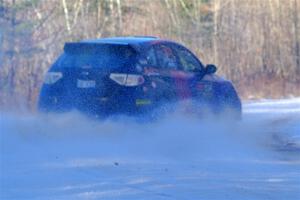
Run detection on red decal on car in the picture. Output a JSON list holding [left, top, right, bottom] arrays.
[[172, 71, 192, 99]]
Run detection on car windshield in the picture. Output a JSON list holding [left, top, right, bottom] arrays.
[[55, 44, 136, 69]]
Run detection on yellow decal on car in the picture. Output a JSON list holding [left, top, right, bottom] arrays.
[[136, 99, 152, 106]]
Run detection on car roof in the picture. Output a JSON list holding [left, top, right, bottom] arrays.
[[81, 36, 161, 46], [64, 36, 205, 68]]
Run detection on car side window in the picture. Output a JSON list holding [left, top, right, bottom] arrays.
[[173, 45, 202, 72], [144, 47, 157, 66], [155, 44, 178, 70], [137, 47, 157, 67]]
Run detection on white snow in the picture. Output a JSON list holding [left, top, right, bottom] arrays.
[[244, 98, 300, 114], [0, 98, 300, 200]]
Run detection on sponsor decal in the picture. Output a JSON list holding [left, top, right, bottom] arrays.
[[170, 70, 194, 79], [136, 99, 152, 106]]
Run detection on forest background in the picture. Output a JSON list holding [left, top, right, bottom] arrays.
[[0, 0, 299, 111]]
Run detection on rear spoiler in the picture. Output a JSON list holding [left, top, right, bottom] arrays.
[[64, 42, 138, 54]]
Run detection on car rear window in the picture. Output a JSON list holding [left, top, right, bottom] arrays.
[[54, 43, 136, 69]]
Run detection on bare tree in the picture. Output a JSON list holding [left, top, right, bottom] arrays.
[[1, 0, 300, 110]]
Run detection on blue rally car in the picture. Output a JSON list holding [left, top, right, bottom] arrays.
[[39, 36, 241, 118]]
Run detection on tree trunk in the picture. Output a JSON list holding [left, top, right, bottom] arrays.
[[294, 0, 300, 76], [8, 0, 16, 96], [61, 0, 71, 34], [213, 0, 220, 64]]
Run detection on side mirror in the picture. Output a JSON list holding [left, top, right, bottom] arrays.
[[205, 64, 217, 74]]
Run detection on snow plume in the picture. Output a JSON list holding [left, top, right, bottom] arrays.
[[1, 98, 300, 199], [0, 110, 279, 163]]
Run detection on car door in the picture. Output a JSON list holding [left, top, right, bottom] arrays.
[[170, 44, 205, 100], [172, 44, 220, 106], [138, 44, 179, 104]]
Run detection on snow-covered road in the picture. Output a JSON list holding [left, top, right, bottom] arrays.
[[1, 99, 300, 200]]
